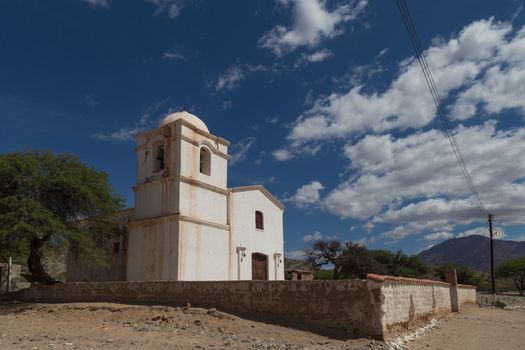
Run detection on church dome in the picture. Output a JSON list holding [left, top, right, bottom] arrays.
[[159, 111, 209, 132]]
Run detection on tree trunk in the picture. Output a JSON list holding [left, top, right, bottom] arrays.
[[27, 237, 55, 284], [333, 266, 342, 280]]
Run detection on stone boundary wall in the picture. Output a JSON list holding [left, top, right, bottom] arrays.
[[457, 284, 477, 306], [9, 275, 476, 340], [367, 274, 477, 336], [9, 280, 385, 339]]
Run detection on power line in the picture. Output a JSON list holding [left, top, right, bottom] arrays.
[[394, 0, 486, 215]]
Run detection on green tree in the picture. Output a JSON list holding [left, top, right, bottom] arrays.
[[313, 268, 334, 280], [435, 263, 479, 286], [496, 257, 525, 295], [370, 249, 428, 278], [305, 240, 385, 279], [0, 151, 123, 284], [305, 240, 344, 279]]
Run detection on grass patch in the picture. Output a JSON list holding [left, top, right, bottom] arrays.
[[495, 300, 507, 308]]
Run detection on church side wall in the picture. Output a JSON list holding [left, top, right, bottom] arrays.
[[177, 221, 231, 280], [230, 191, 284, 281], [126, 219, 179, 281]]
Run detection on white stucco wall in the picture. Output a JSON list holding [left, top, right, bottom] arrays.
[[230, 188, 284, 281], [458, 285, 477, 305], [126, 219, 179, 281], [179, 125, 228, 189], [178, 182, 228, 225], [380, 282, 451, 332], [177, 221, 232, 280], [134, 181, 179, 220]]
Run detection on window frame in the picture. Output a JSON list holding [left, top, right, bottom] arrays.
[[255, 210, 264, 230], [199, 146, 211, 176], [152, 141, 165, 173]]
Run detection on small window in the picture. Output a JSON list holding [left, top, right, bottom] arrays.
[[113, 242, 120, 255], [200, 147, 211, 175], [153, 143, 165, 173], [255, 211, 264, 230]]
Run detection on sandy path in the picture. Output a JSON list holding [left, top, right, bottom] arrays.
[[408, 306, 525, 350], [0, 301, 387, 350]]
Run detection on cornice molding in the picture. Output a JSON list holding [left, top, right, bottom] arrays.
[[231, 185, 285, 210], [127, 212, 229, 231], [180, 135, 230, 160], [134, 174, 229, 196]]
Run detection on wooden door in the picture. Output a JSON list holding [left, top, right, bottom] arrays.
[[251, 253, 268, 280]]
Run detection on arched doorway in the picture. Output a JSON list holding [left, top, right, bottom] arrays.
[[251, 253, 268, 280]]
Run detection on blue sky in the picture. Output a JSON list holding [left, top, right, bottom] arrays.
[[2, 0, 525, 257]]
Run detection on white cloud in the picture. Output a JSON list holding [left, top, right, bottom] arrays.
[[214, 64, 268, 92], [229, 137, 256, 166], [294, 49, 333, 67], [215, 66, 245, 92], [287, 181, 324, 208], [138, 100, 167, 125], [456, 226, 505, 239], [381, 220, 451, 241], [302, 231, 323, 242], [424, 231, 453, 241], [279, 18, 525, 242], [82, 0, 110, 8], [272, 148, 294, 161], [319, 121, 525, 238], [362, 221, 374, 230], [284, 18, 514, 147], [378, 48, 388, 57], [146, 0, 186, 19], [259, 0, 368, 56], [94, 100, 167, 141], [285, 250, 307, 259], [93, 126, 143, 141], [332, 59, 385, 89], [163, 51, 186, 61]]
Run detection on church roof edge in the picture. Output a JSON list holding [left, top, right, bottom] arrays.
[[230, 185, 285, 210]]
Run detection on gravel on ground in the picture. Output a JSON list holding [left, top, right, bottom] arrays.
[[0, 299, 389, 350]]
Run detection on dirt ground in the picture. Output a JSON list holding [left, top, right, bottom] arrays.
[[405, 293, 525, 350], [0, 299, 388, 350], [1, 293, 524, 350], [406, 306, 525, 349]]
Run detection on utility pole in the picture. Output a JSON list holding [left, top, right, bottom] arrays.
[[488, 214, 496, 295], [6, 256, 12, 293]]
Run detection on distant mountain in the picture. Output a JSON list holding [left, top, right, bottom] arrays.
[[417, 235, 525, 271]]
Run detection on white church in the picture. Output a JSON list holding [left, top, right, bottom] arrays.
[[67, 112, 285, 282]]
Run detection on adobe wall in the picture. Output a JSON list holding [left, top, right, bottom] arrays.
[[367, 274, 476, 338], [9, 275, 477, 340], [458, 284, 477, 306], [10, 280, 384, 339]]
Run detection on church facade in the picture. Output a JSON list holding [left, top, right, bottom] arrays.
[[67, 112, 285, 281]]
